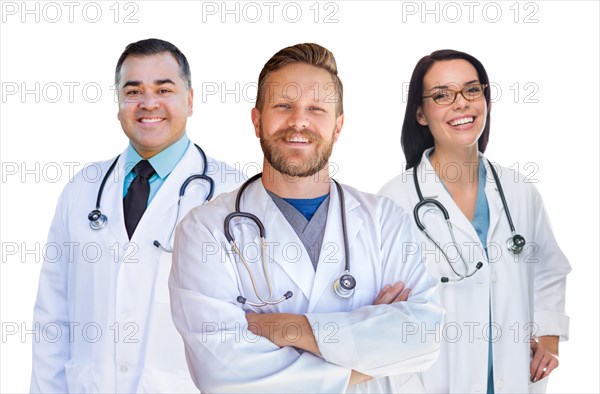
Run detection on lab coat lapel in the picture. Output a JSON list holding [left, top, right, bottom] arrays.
[[308, 182, 362, 312], [482, 156, 505, 246], [416, 152, 480, 243], [248, 182, 316, 301], [104, 151, 130, 245], [131, 144, 202, 243]]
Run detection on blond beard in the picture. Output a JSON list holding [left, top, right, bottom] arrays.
[[259, 125, 335, 178]]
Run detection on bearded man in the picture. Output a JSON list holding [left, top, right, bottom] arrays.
[[169, 43, 444, 393]]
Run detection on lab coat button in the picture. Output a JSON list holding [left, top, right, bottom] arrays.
[[496, 379, 504, 389], [120, 365, 129, 374], [490, 273, 497, 283], [120, 311, 128, 320]]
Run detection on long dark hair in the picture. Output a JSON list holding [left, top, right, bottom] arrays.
[[401, 50, 491, 169]]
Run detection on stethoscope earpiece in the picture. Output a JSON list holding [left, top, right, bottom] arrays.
[[333, 273, 356, 298], [88, 209, 107, 230], [440, 262, 483, 284]]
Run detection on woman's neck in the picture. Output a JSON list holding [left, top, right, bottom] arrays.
[[429, 145, 480, 187]]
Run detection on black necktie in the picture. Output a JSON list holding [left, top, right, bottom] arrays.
[[123, 160, 155, 239]]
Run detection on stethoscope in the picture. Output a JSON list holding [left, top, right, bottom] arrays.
[[224, 173, 356, 307], [413, 158, 526, 283], [88, 144, 215, 252]]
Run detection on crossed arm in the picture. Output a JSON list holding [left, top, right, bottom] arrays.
[[171, 202, 443, 392], [247, 283, 561, 386], [246, 282, 412, 386]]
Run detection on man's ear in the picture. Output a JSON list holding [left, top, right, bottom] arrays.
[[333, 114, 344, 142], [187, 88, 194, 116], [251, 107, 261, 138]]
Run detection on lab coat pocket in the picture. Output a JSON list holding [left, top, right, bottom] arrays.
[[154, 251, 173, 303], [64, 360, 91, 393], [528, 375, 549, 393], [527, 347, 550, 393]]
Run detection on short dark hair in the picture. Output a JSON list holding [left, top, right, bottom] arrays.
[[401, 49, 491, 170], [255, 43, 344, 116], [114, 38, 192, 89]]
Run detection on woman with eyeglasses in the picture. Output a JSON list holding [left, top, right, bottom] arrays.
[[379, 50, 571, 393]]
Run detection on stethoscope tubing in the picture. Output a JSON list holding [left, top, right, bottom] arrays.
[[88, 144, 214, 252], [226, 173, 354, 306], [412, 157, 524, 282], [94, 155, 121, 212]]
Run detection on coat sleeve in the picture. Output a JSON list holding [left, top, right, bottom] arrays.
[[30, 188, 71, 393], [528, 184, 571, 340], [169, 213, 351, 393], [305, 199, 444, 378]]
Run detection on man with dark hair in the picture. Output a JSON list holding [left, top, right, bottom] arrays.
[[115, 39, 192, 90], [30, 38, 244, 392], [170, 43, 443, 393]]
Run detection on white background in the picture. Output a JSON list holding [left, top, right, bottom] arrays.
[[1, 0, 598, 392]]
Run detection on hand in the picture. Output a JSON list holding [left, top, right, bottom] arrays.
[[530, 336, 559, 382], [245, 313, 320, 355], [348, 370, 372, 386], [374, 282, 411, 305], [245, 313, 289, 347]]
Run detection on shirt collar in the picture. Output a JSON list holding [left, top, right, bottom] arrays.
[[124, 133, 190, 179]]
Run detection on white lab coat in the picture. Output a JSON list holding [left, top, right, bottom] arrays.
[[30, 143, 245, 393], [378, 150, 571, 393], [169, 179, 445, 393]]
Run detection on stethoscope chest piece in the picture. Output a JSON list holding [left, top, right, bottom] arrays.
[[507, 233, 526, 254], [333, 272, 356, 298], [88, 209, 107, 230]]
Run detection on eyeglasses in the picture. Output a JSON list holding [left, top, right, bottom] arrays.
[[422, 83, 488, 106]]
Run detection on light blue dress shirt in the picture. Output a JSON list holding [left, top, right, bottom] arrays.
[[123, 134, 190, 204], [472, 161, 490, 251]]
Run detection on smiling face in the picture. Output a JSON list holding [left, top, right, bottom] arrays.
[[251, 62, 344, 178], [116, 52, 193, 158], [417, 59, 487, 154]]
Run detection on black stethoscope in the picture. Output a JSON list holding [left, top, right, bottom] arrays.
[[224, 173, 356, 307], [413, 158, 526, 283], [88, 144, 214, 252]]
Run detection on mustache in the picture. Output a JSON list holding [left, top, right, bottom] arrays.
[[134, 112, 167, 119], [266, 128, 322, 142]]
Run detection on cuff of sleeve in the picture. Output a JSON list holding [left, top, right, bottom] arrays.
[[299, 352, 352, 392], [535, 311, 570, 341], [305, 311, 361, 368]]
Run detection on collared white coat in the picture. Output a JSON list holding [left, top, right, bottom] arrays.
[[169, 179, 445, 393], [378, 150, 571, 394], [30, 143, 245, 393]]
